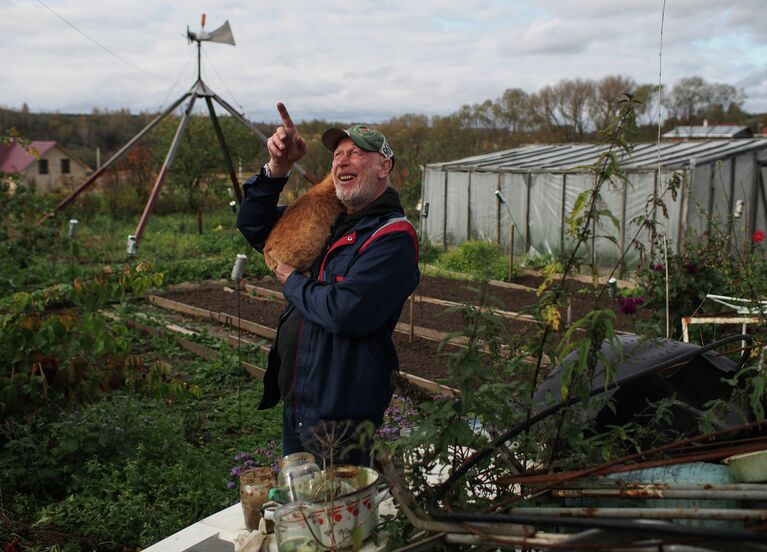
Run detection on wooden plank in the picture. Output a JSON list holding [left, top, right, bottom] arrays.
[[218, 313, 277, 340], [121, 316, 216, 361], [415, 294, 538, 323], [520, 267, 634, 289], [134, 307, 271, 352], [147, 295, 218, 321], [243, 283, 285, 301], [115, 314, 267, 380], [222, 333, 271, 354], [166, 323, 198, 336], [487, 278, 537, 292], [396, 322, 470, 347], [243, 361, 266, 380], [148, 294, 277, 340], [397, 371, 458, 398]]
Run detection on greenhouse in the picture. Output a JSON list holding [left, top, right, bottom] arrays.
[[420, 139, 767, 271]]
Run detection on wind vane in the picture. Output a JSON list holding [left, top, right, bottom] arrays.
[[187, 14, 235, 81], [187, 14, 235, 45]]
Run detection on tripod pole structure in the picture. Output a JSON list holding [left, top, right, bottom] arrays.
[[134, 93, 198, 245], [38, 92, 192, 224], [204, 95, 242, 203], [39, 16, 320, 252]]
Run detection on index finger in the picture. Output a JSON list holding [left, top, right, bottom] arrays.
[[276, 102, 295, 130]]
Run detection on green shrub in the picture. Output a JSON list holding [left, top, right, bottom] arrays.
[[417, 239, 442, 265], [1, 377, 281, 550], [633, 230, 767, 339], [436, 240, 511, 280]]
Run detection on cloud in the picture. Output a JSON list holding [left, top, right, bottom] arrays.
[[3, 0, 765, 121]]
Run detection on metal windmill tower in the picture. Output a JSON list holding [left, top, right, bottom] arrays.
[[40, 15, 317, 252]]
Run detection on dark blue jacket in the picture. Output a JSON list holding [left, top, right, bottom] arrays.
[[236, 171, 420, 429]]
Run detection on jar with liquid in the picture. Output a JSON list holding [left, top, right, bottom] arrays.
[[274, 502, 321, 552], [239, 467, 276, 531], [278, 452, 321, 502]]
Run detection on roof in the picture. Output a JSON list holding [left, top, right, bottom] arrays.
[[426, 139, 767, 173], [0, 140, 91, 174], [662, 125, 752, 139], [0, 141, 57, 173]]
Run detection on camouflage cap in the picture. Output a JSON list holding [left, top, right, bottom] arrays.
[[321, 124, 395, 162]]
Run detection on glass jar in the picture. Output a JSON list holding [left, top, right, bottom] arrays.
[[278, 452, 321, 502], [274, 502, 321, 552], [239, 467, 276, 531]]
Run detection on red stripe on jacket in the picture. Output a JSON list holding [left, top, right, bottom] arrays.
[[359, 220, 419, 262]]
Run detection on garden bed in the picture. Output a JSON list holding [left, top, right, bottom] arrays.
[[156, 272, 649, 388]]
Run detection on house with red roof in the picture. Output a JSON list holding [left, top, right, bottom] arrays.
[[0, 140, 91, 193]]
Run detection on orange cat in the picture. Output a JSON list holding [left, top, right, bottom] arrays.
[[263, 173, 343, 273]]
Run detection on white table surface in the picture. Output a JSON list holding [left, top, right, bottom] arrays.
[[142, 498, 395, 552]]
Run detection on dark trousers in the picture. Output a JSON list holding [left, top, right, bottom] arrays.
[[281, 403, 372, 467]]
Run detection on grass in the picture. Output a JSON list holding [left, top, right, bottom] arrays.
[[5, 208, 270, 294]]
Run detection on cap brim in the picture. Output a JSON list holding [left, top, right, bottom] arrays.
[[321, 128, 349, 152]]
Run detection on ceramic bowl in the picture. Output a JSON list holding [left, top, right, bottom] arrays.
[[723, 450, 767, 482]]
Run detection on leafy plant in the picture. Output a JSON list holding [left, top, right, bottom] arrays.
[[0, 264, 167, 415], [436, 240, 512, 280]]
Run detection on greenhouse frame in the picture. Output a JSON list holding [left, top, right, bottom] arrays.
[[419, 139, 767, 272]]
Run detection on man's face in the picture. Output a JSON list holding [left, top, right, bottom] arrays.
[[331, 138, 391, 212]]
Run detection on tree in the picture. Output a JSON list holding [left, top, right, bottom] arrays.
[[632, 83, 663, 127], [493, 88, 530, 134], [589, 75, 638, 132], [379, 114, 431, 210], [663, 76, 745, 124], [529, 78, 595, 141], [149, 114, 261, 221], [557, 78, 595, 140]]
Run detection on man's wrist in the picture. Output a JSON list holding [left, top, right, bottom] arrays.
[[265, 161, 292, 179]]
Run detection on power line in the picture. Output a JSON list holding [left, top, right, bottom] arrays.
[[36, 0, 170, 81], [156, 50, 195, 113], [202, 48, 245, 114]]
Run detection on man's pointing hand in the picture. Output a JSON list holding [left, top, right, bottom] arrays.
[[266, 102, 307, 177]]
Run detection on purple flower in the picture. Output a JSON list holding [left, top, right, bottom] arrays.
[[651, 263, 663, 272], [227, 481, 236, 489], [618, 296, 645, 315]]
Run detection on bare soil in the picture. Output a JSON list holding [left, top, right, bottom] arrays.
[[157, 272, 649, 389]]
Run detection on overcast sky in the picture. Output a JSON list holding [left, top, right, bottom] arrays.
[[3, 0, 766, 124]]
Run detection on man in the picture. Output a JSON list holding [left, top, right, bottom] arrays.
[[237, 103, 420, 465]]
